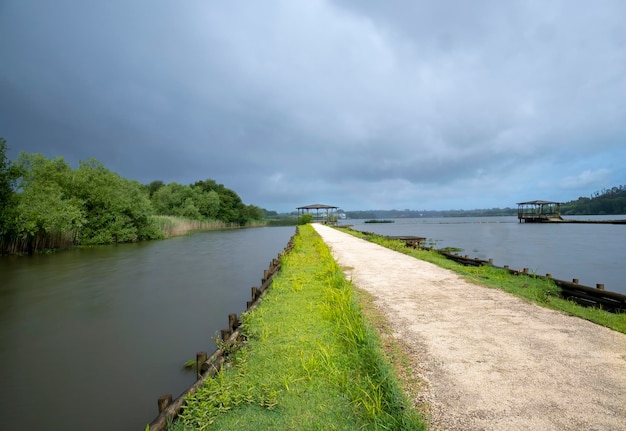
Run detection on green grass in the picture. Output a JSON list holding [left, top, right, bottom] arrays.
[[168, 225, 426, 431], [338, 227, 626, 334]]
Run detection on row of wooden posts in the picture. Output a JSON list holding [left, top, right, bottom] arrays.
[[147, 230, 298, 431], [392, 237, 626, 313]]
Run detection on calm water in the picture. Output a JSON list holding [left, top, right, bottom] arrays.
[[342, 216, 626, 295], [0, 226, 295, 431]]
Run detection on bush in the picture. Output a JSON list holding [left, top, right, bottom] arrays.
[[298, 213, 314, 224]]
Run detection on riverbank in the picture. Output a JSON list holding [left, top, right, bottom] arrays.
[[167, 224, 425, 430]]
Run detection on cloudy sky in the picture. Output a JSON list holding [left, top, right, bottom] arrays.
[[2, 0, 625, 213]]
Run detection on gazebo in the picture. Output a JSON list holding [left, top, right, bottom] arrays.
[[296, 204, 339, 224], [516, 200, 563, 222]]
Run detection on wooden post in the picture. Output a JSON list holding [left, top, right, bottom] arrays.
[[251, 287, 259, 300], [573, 278, 579, 284], [523, 268, 528, 274], [596, 283, 605, 290], [158, 394, 172, 413], [221, 328, 232, 341], [196, 352, 207, 380], [488, 258, 493, 265], [228, 313, 238, 330]]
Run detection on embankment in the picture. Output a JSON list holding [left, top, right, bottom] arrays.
[[147, 225, 425, 430]]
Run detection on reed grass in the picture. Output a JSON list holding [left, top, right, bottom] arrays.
[[0, 229, 79, 255], [168, 224, 425, 431], [152, 216, 278, 238], [151, 216, 239, 237]]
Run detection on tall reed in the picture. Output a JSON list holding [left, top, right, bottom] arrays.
[[0, 229, 79, 254], [151, 216, 235, 237]]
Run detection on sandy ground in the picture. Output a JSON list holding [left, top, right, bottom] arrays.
[[312, 224, 626, 431]]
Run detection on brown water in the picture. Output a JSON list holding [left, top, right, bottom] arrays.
[[0, 226, 295, 431]]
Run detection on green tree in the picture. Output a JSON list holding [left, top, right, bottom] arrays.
[[146, 180, 165, 197], [12, 153, 84, 251], [179, 197, 202, 219], [150, 182, 222, 220], [561, 185, 626, 215], [192, 187, 220, 219], [298, 213, 314, 224], [193, 179, 249, 224], [246, 204, 265, 221], [0, 138, 21, 242], [151, 183, 198, 217], [151, 182, 185, 215], [70, 159, 161, 244], [0, 138, 14, 212]]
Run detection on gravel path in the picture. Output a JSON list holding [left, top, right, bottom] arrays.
[[312, 224, 626, 431]]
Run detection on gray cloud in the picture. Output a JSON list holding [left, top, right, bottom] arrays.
[[1, 0, 625, 212]]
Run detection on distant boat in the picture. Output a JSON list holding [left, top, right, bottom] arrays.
[[364, 219, 395, 223]]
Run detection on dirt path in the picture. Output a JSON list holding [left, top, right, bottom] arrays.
[[312, 224, 626, 431]]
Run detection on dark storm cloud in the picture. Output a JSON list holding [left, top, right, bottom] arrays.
[[1, 0, 626, 212]]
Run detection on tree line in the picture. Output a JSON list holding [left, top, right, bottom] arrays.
[[561, 186, 626, 215], [0, 139, 266, 254]]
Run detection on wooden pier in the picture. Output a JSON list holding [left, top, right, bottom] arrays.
[[517, 200, 563, 223], [517, 200, 626, 224]]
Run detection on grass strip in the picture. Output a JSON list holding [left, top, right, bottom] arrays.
[[338, 227, 626, 334], [169, 224, 426, 431]]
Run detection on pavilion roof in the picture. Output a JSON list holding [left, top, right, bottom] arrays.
[[296, 203, 338, 210], [516, 200, 561, 205]]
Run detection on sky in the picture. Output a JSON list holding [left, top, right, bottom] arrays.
[[1, 0, 625, 213]]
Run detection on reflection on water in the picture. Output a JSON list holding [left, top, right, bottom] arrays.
[[344, 216, 626, 295], [0, 226, 295, 431]]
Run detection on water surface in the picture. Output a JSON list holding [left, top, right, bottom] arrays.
[[0, 226, 294, 431]]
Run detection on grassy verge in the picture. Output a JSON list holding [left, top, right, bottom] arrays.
[[169, 224, 426, 431], [337, 227, 626, 334]]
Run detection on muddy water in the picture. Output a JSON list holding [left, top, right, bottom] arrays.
[[0, 226, 294, 431]]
